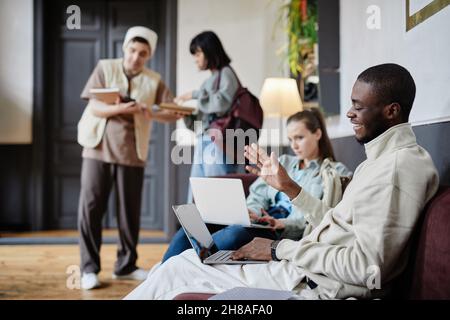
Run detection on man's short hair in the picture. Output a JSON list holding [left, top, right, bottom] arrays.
[[357, 63, 416, 121]]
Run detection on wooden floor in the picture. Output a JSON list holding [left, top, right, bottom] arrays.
[[0, 232, 168, 300], [0, 229, 165, 238]]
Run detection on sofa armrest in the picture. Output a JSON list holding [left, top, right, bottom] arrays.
[[408, 186, 450, 299]]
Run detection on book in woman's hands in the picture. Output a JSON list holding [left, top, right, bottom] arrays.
[[89, 88, 121, 104], [159, 102, 196, 115]]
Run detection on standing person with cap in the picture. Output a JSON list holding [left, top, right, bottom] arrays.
[[77, 26, 182, 290]]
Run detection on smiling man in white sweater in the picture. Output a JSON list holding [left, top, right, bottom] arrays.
[[125, 63, 439, 300]]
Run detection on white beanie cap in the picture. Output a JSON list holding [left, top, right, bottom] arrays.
[[122, 26, 158, 58]]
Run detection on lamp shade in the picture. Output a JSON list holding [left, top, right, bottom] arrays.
[[259, 78, 303, 117]]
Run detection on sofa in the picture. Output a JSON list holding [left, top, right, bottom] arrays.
[[175, 174, 450, 300], [394, 186, 450, 299]]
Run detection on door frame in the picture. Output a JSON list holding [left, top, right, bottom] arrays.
[[32, 0, 179, 238]]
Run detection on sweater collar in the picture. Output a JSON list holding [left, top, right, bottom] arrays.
[[364, 123, 417, 161]]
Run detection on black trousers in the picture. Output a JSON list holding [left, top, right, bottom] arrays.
[[78, 158, 144, 275]]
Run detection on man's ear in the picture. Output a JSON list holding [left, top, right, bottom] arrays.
[[384, 103, 401, 120]]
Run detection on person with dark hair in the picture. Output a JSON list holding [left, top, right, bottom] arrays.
[[77, 26, 183, 290], [159, 108, 351, 263], [125, 63, 438, 300], [175, 31, 244, 202]]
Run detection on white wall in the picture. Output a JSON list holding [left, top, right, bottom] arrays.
[[176, 0, 288, 145], [0, 0, 33, 144], [332, 0, 450, 138]]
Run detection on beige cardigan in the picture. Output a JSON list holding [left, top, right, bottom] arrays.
[[277, 123, 439, 299], [77, 59, 160, 161]]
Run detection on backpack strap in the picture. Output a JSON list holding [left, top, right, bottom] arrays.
[[227, 66, 242, 88], [214, 65, 242, 91]]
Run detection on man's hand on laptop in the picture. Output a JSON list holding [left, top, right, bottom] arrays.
[[231, 237, 272, 261], [244, 144, 302, 200]]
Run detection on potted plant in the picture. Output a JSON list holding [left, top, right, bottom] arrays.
[[276, 0, 318, 102]]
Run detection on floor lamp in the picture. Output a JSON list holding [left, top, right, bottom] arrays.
[[259, 78, 303, 149]]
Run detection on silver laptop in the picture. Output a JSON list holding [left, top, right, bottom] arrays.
[[172, 204, 267, 265], [190, 177, 271, 229]]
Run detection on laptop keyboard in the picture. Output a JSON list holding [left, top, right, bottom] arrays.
[[208, 250, 234, 262]]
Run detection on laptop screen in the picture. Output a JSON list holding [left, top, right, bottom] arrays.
[[172, 204, 219, 260], [189, 177, 251, 226]]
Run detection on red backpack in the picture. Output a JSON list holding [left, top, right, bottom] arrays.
[[209, 67, 264, 162]]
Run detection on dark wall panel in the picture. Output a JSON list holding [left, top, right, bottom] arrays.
[[331, 136, 365, 172], [0, 0, 177, 232], [0, 146, 32, 230], [413, 122, 450, 185], [318, 0, 340, 115]]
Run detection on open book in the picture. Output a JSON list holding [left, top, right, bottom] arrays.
[[89, 88, 120, 104], [159, 102, 195, 115]]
